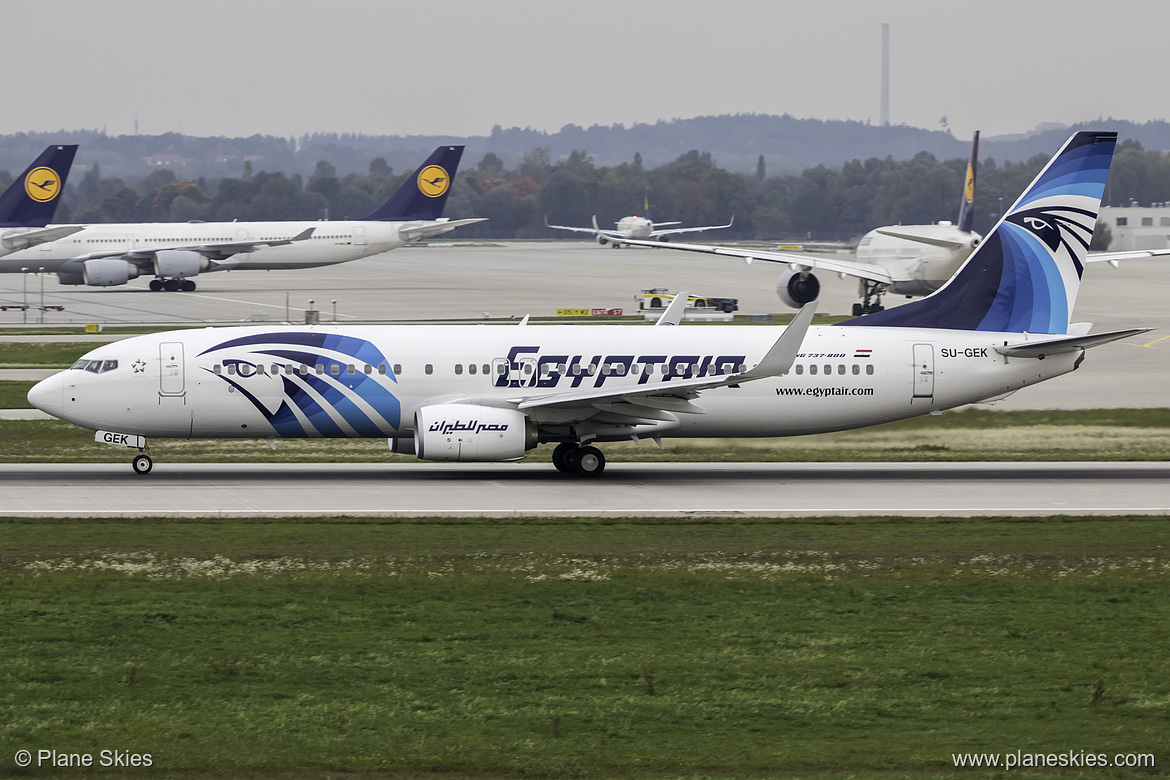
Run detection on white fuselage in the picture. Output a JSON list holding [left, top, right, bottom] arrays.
[[613, 216, 655, 238], [856, 223, 981, 295], [0, 219, 413, 275], [33, 323, 1079, 443]]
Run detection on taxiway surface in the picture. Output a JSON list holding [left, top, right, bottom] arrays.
[[2, 462, 1168, 518]]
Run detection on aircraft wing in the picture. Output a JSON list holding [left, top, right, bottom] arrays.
[[508, 303, 816, 425], [0, 224, 85, 251], [1085, 247, 1170, 267], [398, 217, 488, 242], [648, 216, 734, 238], [73, 227, 316, 264], [618, 237, 895, 285], [544, 216, 610, 237]]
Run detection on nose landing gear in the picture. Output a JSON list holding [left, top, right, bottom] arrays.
[[132, 451, 153, 474]]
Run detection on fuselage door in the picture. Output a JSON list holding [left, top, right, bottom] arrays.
[[159, 342, 185, 397], [912, 343, 934, 399], [353, 225, 367, 246]]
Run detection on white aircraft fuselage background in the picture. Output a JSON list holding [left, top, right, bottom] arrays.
[[855, 222, 981, 296], [0, 219, 417, 275], [34, 323, 1078, 442]]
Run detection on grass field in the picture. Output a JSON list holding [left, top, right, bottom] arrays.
[[2, 515, 1167, 778]]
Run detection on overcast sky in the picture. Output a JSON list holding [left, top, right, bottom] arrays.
[[10, 0, 1164, 141]]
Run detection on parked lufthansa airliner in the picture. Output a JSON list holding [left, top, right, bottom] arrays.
[[0, 146, 482, 292], [29, 133, 1145, 477]]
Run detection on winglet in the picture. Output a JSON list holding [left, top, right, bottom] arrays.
[[0, 144, 78, 228], [359, 145, 466, 222], [736, 302, 817, 381], [655, 291, 689, 326]]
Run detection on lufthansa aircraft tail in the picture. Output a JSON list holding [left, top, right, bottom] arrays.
[[842, 131, 1116, 335], [956, 130, 979, 234], [359, 145, 466, 222], [0, 144, 78, 227]]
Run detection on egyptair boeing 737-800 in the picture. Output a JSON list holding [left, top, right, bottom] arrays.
[[0, 145, 482, 292], [30, 132, 1146, 477]]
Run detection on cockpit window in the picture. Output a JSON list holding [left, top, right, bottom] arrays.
[[69, 359, 118, 373]]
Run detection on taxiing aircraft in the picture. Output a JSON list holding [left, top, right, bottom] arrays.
[[0, 144, 80, 252], [30, 132, 1145, 478], [0, 146, 482, 292], [545, 213, 733, 247], [619, 132, 1170, 314]]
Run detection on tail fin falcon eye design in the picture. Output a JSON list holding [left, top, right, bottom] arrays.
[[841, 131, 1116, 335]]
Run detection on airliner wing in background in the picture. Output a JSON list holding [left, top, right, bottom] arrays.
[[1085, 247, 1170, 267], [648, 216, 735, 239], [617, 236, 895, 285], [543, 216, 619, 239]]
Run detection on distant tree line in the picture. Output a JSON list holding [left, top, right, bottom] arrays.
[[9, 139, 1167, 245]]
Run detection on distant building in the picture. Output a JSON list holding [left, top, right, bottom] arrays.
[[1099, 204, 1170, 250]]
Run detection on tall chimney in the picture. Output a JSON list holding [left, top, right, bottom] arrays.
[[880, 23, 890, 126]]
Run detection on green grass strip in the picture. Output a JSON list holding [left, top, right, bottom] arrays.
[[2, 515, 1166, 778]]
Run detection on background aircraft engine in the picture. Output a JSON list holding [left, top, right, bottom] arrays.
[[80, 258, 138, 287], [777, 268, 821, 309], [596, 234, 610, 246], [414, 404, 537, 462], [153, 250, 204, 278]]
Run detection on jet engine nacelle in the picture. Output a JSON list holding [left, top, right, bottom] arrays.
[[596, 234, 610, 246], [154, 249, 204, 278], [414, 404, 537, 462], [81, 258, 139, 287], [776, 267, 821, 309]]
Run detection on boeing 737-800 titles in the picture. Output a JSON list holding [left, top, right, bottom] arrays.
[[0, 146, 482, 292], [30, 132, 1145, 477]]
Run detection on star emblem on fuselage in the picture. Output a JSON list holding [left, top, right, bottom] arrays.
[[132, 359, 146, 373]]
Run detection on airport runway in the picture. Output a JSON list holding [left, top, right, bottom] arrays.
[[1, 462, 1167, 518], [1, 242, 1165, 410]]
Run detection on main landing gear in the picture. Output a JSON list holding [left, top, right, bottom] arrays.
[[852, 280, 887, 317], [552, 442, 606, 477], [149, 278, 197, 292]]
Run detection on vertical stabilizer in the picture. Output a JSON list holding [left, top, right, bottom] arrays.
[[359, 145, 465, 221], [0, 145, 78, 227], [956, 130, 979, 234], [841, 131, 1116, 335]]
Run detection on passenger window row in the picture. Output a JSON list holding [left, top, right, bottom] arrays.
[[794, 363, 875, 376]]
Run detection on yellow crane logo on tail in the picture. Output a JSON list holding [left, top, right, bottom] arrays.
[[417, 165, 450, 198], [25, 167, 62, 202]]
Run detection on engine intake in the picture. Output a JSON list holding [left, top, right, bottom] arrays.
[[81, 258, 138, 287], [777, 268, 820, 309], [414, 404, 537, 462], [154, 249, 204, 278]]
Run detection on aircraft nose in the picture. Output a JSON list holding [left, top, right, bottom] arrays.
[[27, 372, 64, 419]]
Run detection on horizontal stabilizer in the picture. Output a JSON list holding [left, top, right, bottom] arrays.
[[1, 224, 84, 251], [875, 227, 970, 250], [399, 217, 488, 242], [995, 328, 1152, 358]]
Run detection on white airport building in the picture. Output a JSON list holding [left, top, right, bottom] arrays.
[[1099, 204, 1170, 250]]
